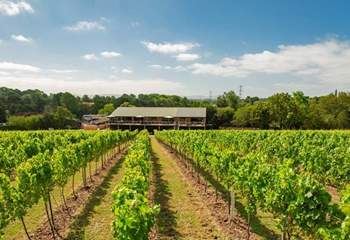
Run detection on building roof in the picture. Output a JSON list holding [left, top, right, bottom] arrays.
[[109, 107, 206, 118], [82, 114, 108, 124]]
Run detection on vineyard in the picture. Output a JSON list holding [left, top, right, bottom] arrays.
[[155, 130, 350, 240], [0, 130, 134, 239], [0, 129, 349, 239]]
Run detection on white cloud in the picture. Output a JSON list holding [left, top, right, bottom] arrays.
[[82, 52, 121, 60], [0, 73, 184, 95], [100, 51, 121, 59], [0, 61, 184, 95], [149, 64, 162, 69], [64, 21, 105, 32], [100, 17, 109, 23], [121, 68, 133, 74], [142, 41, 199, 54], [170, 66, 187, 72], [189, 40, 350, 84], [131, 21, 140, 27], [0, 71, 10, 76], [175, 53, 200, 61], [149, 64, 187, 72], [0, 61, 40, 72], [82, 54, 98, 61], [11, 34, 32, 43], [48, 69, 78, 74], [0, 0, 33, 16]]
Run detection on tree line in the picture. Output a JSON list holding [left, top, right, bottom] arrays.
[[0, 86, 349, 130]]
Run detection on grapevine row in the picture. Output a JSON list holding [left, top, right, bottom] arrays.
[[155, 130, 347, 239], [0, 130, 96, 177], [111, 130, 158, 240], [0, 130, 133, 239], [158, 130, 350, 187]]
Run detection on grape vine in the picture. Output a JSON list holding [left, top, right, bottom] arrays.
[[112, 130, 158, 240]]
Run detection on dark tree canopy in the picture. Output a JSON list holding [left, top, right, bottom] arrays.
[[0, 105, 7, 123], [1, 86, 350, 130]]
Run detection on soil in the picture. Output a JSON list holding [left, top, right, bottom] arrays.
[[327, 185, 340, 203]]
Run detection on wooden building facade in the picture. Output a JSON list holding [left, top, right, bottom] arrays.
[[108, 107, 206, 130]]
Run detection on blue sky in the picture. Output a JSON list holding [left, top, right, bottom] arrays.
[[0, 0, 350, 97]]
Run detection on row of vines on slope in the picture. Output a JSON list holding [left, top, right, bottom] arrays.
[[112, 130, 158, 240], [155, 130, 349, 240], [199, 130, 350, 187], [0, 130, 135, 239], [0, 130, 95, 177]]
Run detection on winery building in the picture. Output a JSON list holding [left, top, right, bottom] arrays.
[[108, 107, 206, 130]]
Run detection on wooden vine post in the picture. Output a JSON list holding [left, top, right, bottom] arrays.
[[229, 187, 236, 220]]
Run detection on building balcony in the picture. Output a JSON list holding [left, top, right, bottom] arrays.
[[108, 120, 205, 127]]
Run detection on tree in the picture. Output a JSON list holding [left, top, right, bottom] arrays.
[[292, 91, 309, 128], [254, 102, 270, 129], [233, 104, 253, 127], [203, 104, 217, 128], [98, 103, 115, 115], [305, 92, 350, 129], [0, 87, 48, 114], [216, 107, 235, 127], [20, 89, 49, 113], [59, 92, 81, 116], [233, 101, 270, 129], [268, 93, 303, 129], [7, 115, 44, 130], [304, 98, 325, 129], [43, 106, 74, 129], [0, 106, 7, 123], [216, 91, 240, 109], [115, 94, 137, 107], [82, 94, 91, 102], [3, 85, 350, 130], [244, 96, 260, 104], [51, 106, 75, 129], [119, 102, 136, 107]]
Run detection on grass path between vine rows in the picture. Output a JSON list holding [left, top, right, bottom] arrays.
[[150, 136, 228, 240], [64, 156, 126, 240]]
